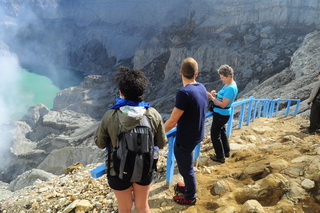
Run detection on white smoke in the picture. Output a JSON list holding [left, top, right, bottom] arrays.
[[0, 4, 40, 174], [0, 44, 22, 170], [0, 53, 22, 120]]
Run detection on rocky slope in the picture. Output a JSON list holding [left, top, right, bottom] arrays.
[[1, 2, 320, 211], [1, 17, 320, 194], [1, 116, 319, 213]]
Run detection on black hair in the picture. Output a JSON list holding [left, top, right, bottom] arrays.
[[115, 66, 147, 102]]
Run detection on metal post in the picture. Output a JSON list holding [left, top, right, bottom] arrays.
[[227, 107, 235, 136], [258, 100, 263, 117], [246, 96, 253, 125], [285, 100, 291, 116], [166, 135, 176, 185], [253, 100, 258, 121], [238, 103, 246, 128], [294, 100, 300, 116], [275, 99, 280, 116]]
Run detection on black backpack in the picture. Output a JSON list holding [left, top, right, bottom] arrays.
[[111, 115, 155, 182]]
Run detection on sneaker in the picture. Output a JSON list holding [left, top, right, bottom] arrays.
[[210, 155, 225, 163], [173, 195, 196, 205], [174, 182, 185, 194]]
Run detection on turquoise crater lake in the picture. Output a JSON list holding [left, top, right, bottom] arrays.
[[14, 69, 60, 120], [21, 69, 60, 105], [9, 68, 83, 120]]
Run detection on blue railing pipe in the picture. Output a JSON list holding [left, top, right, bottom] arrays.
[[164, 97, 300, 185], [90, 97, 301, 185], [165, 127, 176, 185]]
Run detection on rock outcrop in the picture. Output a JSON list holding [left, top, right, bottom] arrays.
[[241, 30, 320, 117], [0, 104, 104, 183], [1, 116, 319, 212], [53, 75, 116, 120], [7, 169, 56, 191]]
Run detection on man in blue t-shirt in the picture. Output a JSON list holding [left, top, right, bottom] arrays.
[[164, 57, 207, 205]]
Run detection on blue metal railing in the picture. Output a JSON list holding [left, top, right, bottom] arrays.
[[164, 97, 300, 184], [90, 97, 300, 183]]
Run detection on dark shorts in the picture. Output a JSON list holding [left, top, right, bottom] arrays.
[[107, 173, 153, 191]]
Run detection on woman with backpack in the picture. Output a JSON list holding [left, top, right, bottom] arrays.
[[94, 67, 167, 213]]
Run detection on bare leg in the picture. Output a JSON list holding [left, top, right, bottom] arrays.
[[113, 187, 134, 213], [132, 183, 151, 213]]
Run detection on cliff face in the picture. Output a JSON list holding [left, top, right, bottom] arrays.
[[3, 0, 318, 117], [2, 0, 320, 76], [241, 30, 320, 117]]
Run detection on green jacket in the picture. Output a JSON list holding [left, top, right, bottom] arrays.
[[307, 81, 320, 104], [94, 106, 167, 150]]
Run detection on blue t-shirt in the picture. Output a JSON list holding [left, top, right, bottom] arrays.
[[175, 83, 207, 149], [214, 82, 238, 116]]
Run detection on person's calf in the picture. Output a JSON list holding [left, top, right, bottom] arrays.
[[133, 202, 150, 213]]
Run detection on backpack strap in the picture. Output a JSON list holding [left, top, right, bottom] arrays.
[[140, 115, 155, 176], [139, 115, 152, 129], [213, 105, 230, 110], [107, 146, 111, 176]]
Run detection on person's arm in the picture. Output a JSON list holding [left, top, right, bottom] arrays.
[[151, 108, 168, 149], [164, 107, 184, 132], [213, 97, 231, 108], [207, 91, 231, 108], [94, 113, 111, 149]]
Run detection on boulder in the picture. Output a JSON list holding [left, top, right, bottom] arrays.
[[7, 169, 56, 191], [241, 200, 265, 213], [37, 147, 104, 175]]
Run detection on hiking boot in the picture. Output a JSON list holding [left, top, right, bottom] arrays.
[[173, 195, 196, 205], [225, 153, 230, 158], [174, 182, 185, 194], [210, 155, 225, 163]]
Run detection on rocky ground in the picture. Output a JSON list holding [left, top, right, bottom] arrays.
[[1, 115, 319, 213]]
